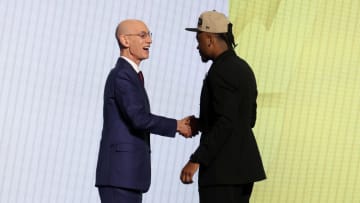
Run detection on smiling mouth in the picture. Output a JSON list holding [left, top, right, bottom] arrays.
[[143, 46, 150, 51]]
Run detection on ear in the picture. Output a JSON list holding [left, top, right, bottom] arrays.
[[207, 34, 214, 47], [119, 35, 130, 48]]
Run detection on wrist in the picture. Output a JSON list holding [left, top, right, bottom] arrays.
[[176, 120, 180, 131]]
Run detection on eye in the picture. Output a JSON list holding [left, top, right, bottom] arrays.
[[139, 32, 146, 38], [124, 32, 152, 39], [139, 32, 152, 39]]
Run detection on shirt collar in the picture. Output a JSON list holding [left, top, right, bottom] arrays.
[[120, 56, 141, 73]]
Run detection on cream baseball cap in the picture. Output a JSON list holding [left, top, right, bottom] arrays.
[[185, 10, 230, 33]]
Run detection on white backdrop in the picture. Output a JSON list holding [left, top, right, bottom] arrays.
[[0, 0, 228, 202]]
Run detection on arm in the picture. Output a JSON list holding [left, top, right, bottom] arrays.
[[114, 70, 177, 136], [180, 79, 236, 184], [190, 71, 241, 166]]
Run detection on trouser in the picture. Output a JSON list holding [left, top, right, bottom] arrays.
[[199, 183, 254, 203], [98, 186, 142, 203]]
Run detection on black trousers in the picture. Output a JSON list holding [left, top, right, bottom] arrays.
[[199, 183, 254, 203]]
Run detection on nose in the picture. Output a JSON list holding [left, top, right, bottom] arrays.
[[147, 35, 152, 44]]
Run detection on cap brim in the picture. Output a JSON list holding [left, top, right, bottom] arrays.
[[185, 28, 199, 32]]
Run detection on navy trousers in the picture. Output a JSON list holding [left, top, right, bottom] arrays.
[[98, 186, 142, 203]]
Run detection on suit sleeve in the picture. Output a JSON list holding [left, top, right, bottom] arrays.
[[190, 71, 241, 166], [114, 70, 177, 137]]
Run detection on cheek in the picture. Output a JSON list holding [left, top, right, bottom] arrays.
[[198, 42, 207, 52], [131, 43, 143, 54]]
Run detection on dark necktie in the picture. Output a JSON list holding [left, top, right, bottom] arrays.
[[138, 71, 144, 86]]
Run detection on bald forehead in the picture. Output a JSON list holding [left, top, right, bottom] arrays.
[[116, 19, 149, 35]]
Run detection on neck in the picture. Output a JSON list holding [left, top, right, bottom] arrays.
[[212, 46, 229, 60], [120, 50, 141, 66]]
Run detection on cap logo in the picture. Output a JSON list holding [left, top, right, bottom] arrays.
[[198, 18, 202, 27]]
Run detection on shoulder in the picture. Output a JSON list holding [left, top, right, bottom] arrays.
[[209, 52, 256, 88], [225, 53, 255, 78], [223, 52, 250, 70], [115, 58, 133, 72], [211, 53, 249, 76], [105, 59, 137, 89], [110, 58, 136, 77]]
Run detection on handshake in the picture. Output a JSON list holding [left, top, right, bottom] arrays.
[[176, 116, 199, 138]]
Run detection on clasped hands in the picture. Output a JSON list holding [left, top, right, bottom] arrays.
[[177, 115, 199, 138]]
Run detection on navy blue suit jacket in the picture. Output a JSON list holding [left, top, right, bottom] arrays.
[[95, 58, 177, 192]]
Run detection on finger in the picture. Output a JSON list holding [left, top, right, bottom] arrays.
[[181, 172, 189, 183], [181, 170, 186, 181], [181, 171, 188, 183], [182, 171, 191, 183], [185, 174, 193, 184], [180, 173, 184, 183], [185, 129, 191, 138]]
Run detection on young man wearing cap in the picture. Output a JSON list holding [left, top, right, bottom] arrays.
[[180, 11, 266, 203]]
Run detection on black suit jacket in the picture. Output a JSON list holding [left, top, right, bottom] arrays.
[[191, 50, 266, 186]]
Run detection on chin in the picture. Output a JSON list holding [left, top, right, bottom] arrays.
[[199, 52, 209, 63], [201, 56, 210, 63]]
